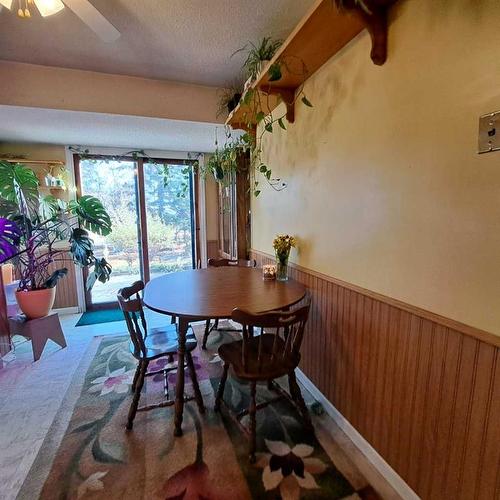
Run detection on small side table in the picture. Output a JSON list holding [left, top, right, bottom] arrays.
[[9, 313, 67, 362]]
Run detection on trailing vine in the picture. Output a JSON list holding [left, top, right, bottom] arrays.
[[69, 146, 192, 197], [236, 54, 313, 196]]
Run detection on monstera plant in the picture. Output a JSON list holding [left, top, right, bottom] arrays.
[[0, 161, 112, 318]]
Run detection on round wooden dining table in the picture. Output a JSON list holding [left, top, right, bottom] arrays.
[[143, 266, 306, 436]]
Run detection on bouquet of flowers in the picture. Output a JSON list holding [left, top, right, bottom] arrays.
[[273, 234, 296, 281], [273, 234, 297, 262]]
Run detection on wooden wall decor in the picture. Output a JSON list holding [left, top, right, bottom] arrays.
[[250, 249, 499, 500]]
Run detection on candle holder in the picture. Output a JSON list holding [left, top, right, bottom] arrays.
[[262, 264, 277, 281]]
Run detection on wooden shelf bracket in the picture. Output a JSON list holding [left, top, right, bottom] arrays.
[[261, 87, 296, 124], [344, 0, 397, 66]]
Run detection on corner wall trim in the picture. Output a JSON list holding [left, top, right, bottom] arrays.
[[296, 368, 420, 500]]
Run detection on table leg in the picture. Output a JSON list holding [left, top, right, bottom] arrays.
[[174, 316, 188, 436]]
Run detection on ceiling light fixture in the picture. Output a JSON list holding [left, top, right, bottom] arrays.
[[1, 0, 64, 18], [1, 0, 120, 42]]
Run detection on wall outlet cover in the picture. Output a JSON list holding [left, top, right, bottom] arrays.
[[478, 111, 500, 154]]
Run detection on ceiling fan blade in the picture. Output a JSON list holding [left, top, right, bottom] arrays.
[[62, 0, 120, 42], [0, 0, 13, 9], [34, 0, 65, 17]]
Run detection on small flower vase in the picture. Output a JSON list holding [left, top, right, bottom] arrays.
[[276, 252, 289, 281]]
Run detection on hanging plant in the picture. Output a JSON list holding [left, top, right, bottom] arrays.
[[190, 129, 248, 187], [234, 53, 313, 197]]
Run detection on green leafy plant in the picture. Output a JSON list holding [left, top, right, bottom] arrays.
[[232, 37, 283, 81], [236, 55, 313, 196], [192, 130, 248, 186], [216, 85, 243, 118], [0, 161, 113, 291]]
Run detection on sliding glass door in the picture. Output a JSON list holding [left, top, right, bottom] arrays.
[[143, 162, 195, 280], [75, 156, 195, 310]]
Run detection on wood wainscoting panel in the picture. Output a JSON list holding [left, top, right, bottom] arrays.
[[207, 239, 219, 260], [49, 251, 79, 309], [250, 249, 499, 500]]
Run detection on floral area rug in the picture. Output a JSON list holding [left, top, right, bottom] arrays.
[[17, 324, 378, 500]]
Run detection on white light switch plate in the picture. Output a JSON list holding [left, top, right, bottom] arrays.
[[478, 111, 500, 154]]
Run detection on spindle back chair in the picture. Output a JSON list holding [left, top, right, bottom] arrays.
[[214, 301, 313, 462], [117, 281, 204, 430]]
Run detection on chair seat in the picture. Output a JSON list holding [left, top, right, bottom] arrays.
[[218, 334, 299, 381], [129, 324, 197, 361]]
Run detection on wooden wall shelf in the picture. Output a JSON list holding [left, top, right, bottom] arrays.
[[0, 158, 65, 166], [226, 0, 396, 131]]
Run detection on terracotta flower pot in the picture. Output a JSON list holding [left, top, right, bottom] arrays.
[[15, 287, 56, 319]]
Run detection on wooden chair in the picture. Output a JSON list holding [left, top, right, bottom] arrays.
[[117, 281, 204, 430], [214, 302, 313, 462], [202, 257, 257, 350]]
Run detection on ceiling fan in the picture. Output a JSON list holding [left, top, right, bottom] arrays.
[[0, 0, 120, 42]]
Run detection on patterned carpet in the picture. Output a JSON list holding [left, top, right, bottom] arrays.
[[17, 324, 379, 500]]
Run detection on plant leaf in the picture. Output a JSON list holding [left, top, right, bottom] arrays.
[[242, 89, 254, 105], [301, 95, 313, 107], [86, 257, 112, 290], [278, 118, 287, 130], [265, 122, 273, 133], [0, 217, 21, 264], [254, 190, 261, 197], [70, 227, 94, 266], [39, 195, 65, 221], [256, 111, 265, 123], [0, 161, 39, 218], [44, 268, 68, 289], [69, 196, 112, 236], [268, 63, 282, 82]]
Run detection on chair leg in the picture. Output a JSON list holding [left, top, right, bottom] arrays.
[[214, 363, 229, 412], [186, 351, 205, 414], [127, 360, 148, 430], [202, 319, 211, 350], [249, 381, 257, 464], [131, 361, 142, 392], [288, 370, 313, 432], [214, 319, 219, 329]]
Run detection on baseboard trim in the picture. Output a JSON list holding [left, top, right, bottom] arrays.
[[296, 368, 420, 500], [53, 307, 80, 315]]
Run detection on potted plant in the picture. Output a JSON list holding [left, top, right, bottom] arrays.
[[204, 133, 248, 184], [217, 85, 243, 118], [0, 161, 112, 319], [232, 37, 283, 88]]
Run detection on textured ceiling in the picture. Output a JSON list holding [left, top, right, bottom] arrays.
[[0, 105, 226, 152], [0, 0, 314, 87]]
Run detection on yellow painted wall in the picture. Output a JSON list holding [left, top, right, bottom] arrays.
[[0, 142, 71, 200], [251, 0, 500, 335]]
